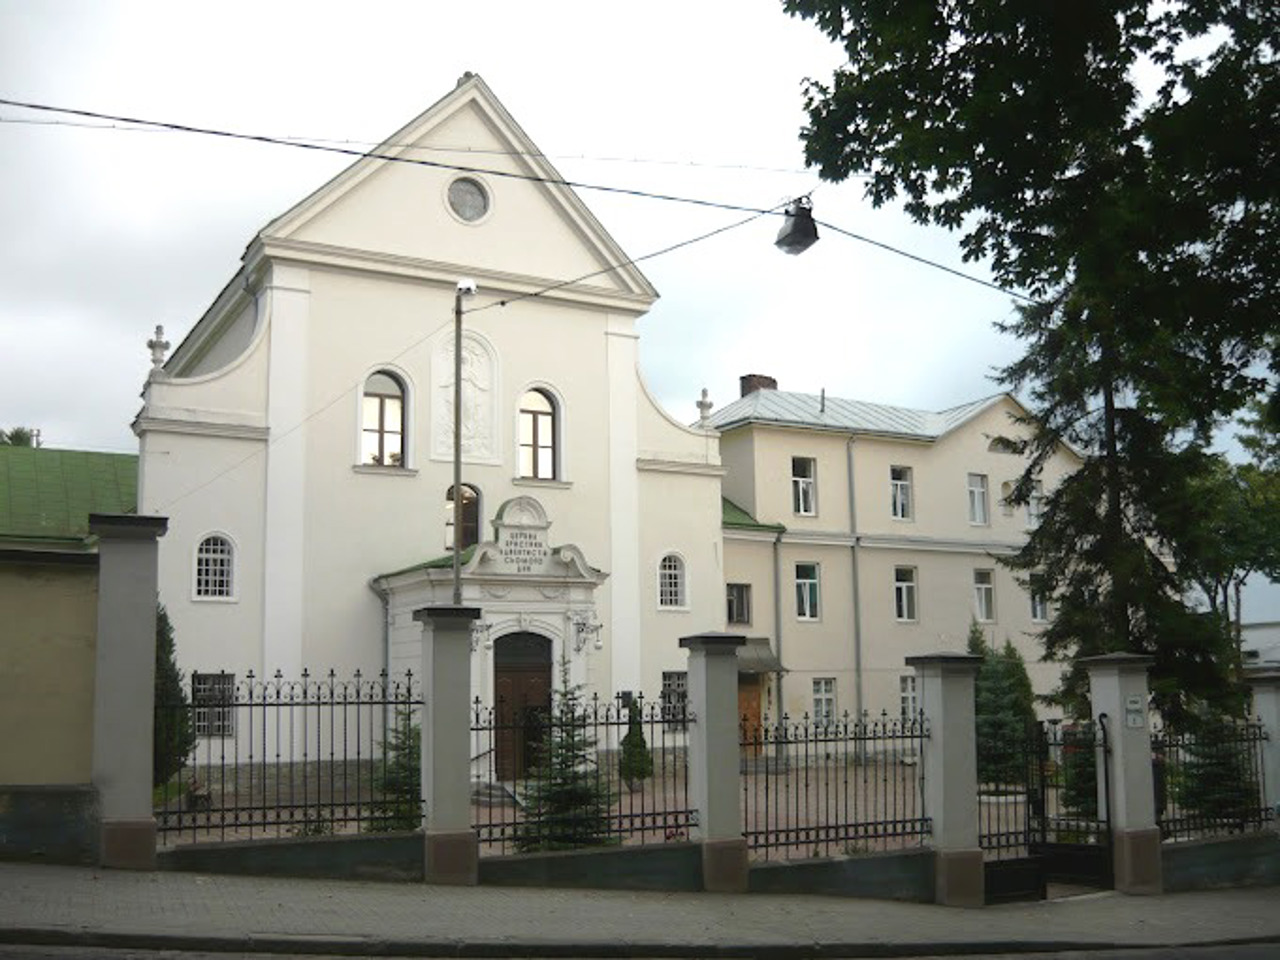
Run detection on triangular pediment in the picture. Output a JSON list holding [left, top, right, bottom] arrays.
[[260, 74, 655, 302]]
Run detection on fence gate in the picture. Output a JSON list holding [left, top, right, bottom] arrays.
[[977, 718, 1112, 904]]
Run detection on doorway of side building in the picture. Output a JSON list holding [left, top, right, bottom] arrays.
[[493, 632, 552, 780]]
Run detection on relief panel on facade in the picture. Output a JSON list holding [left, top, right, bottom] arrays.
[[432, 331, 498, 463]]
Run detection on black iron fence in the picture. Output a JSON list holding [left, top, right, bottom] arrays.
[[155, 670, 423, 843], [739, 711, 930, 861], [469, 693, 696, 855], [1152, 718, 1272, 841], [978, 719, 1110, 861]]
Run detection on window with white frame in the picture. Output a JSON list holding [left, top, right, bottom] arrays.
[[974, 568, 996, 622], [812, 677, 836, 726], [900, 674, 918, 720], [518, 388, 558, 479], [890, 465, 913, 520], [444, 484, 481, 550], [894, 566, 918, 621], [726, 583, 752, 625], [661, 671, 688, 729], [1030, 575, 1049, 622], [1027, 481, 1046, 527], [967, 472, 989, 525], [795, 562, 820, 619], [195, 534, 234, 599], [193, 672, 235, 737], [791, 457, 816, 515], [658, 554, 686, 608], [361, 371, 406, 466]]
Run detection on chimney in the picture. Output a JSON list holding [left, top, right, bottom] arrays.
[[740, 374, 778, 398]]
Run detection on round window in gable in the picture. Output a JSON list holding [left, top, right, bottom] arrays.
[[447, 177, 489, 222]]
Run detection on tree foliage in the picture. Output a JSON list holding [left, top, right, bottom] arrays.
[[786, 0, 1277, 725], [367, 709, 422, 832], [515, 653, 614, 852], [0, 427, 37, 446], [153, 604, 195, 787], [969, 621, 1037, 786], [618, 699, 654, 790]]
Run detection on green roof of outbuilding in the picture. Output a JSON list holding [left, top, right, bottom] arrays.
[[0, 447, 138, 544], [376, 544, 479, 580], [722, 497, 784, 532]]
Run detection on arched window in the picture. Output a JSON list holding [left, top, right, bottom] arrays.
[[445, 483, 481, 550], [195, 534, 235, 599], [362, 371, 406, 466], [518, 388, 557, 479], [658, 553, 686, 608]]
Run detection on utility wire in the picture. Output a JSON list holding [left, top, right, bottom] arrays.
[[0, 98, 1033, 303]]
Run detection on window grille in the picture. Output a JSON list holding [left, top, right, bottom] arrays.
[[195, 535, 234, 598], [661, 671, 688, 729], [193, 672, 235, 738], [658, 554, 685, 607]]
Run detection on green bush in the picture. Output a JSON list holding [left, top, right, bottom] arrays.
[[1174, 718, 1261, 829], [153, 604, 196, 787], [366, 710, 421, 832], [970, 621, 1038, 787], [618, 700, 654, 790]]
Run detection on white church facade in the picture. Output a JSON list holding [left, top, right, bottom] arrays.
[[135, 74, 725, 713]]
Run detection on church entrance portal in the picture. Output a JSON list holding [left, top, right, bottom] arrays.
[[493, 632, 552, 780]]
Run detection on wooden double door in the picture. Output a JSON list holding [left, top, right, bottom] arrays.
[[493, 632, 552, 781]]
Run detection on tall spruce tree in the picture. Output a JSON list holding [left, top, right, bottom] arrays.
[[785, 1, 1277, 724], [153, 604, 195, 787]]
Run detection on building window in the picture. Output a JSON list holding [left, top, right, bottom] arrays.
[[967, 472, 989, 525], [195, 534, 234, 599], [726, 583, 752, 625], [792, 457, 816, 515], [362, 371, 406, 466], [890, 465, 913, 520], [661, 671, 688, 729], [518, 388, 557, 479], [193, 672, 235, 738], [795, 562, 820, 620], [1030, 575, 1049, 622], [894, 566, 918, 622], [974, 569, 996, 622], [900, 674, 918, 720], [445, 484, 481, 550], [1027, 481, 1046, 527], [813, 678, 836, 727], [658, 554, 686, 608]]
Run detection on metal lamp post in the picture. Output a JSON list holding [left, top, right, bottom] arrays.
[[452, 279, 477, 605]]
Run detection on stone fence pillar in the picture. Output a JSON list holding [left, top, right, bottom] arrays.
[[1246, 670, 1280, 817], [1082, 653, 1161, 895], [90, 513, 167, 869], [681, 632, 747, 893], [907, 653, 983, 907], [414, 605, 481, 885]]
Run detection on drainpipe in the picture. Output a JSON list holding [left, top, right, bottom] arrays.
[[846, 438, 864, 718], [370, 578, 391, 679], [772, 527, 785, 722]]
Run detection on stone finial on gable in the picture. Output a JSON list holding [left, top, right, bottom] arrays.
[[146, 325, 170, 378], [697, 388, 714, 427]]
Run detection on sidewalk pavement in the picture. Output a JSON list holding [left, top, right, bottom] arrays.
[[1, 862, 1277, 958]]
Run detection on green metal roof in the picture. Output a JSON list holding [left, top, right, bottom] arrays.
[[722, 497, 784, 533], [0, 447, 138, 545], [376, 544, 479, 580]]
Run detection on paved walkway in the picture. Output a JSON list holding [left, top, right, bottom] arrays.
[[0, 862, 1277, 957]]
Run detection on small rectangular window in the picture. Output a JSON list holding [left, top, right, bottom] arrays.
[[974, 568, 996, 622], [661, 671, 688, 730], [792, 457, 817, 515], [1030, 575, 1049, 622], [899, 674, 918, 720], [726, 583, 752, 625], [890, 465, 913, 520], [1026, 481, 1046, 527], [812, 677, 836, 726], [967, 473, 989, 525], [795, 562, 820, 620], [193, 672, 235, 738], [894, 566, 917, 621]]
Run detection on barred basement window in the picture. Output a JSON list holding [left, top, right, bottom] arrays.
[[193, 672, 235, 738], [195, 534, 234, 599], [661, 671, 688, 729]]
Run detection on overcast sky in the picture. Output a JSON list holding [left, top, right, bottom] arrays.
[[2, 1, 1275, 619]]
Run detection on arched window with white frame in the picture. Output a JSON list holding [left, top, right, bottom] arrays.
[[658, 553, 686, 608], [361, 370, 407, 467], [518, 388, 558, 479], [445, 483, 482, 550], [195, 534, 235, 599]]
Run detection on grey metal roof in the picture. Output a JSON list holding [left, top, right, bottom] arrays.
[[707, 389, 1008, 440]]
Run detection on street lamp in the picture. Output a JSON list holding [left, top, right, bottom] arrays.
[[452, 278, 477, 605], [775, 198, 819, 255]]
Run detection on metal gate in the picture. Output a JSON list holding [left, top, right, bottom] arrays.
[[978, 718, 1112, 903]]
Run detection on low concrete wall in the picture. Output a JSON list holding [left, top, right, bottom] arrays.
[[158, 832, 424, 882], [748, 848, 935, 901], [0, 785, 99, 865], [1162, 831, 1280, 892], [480, 842, 703, 892]]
